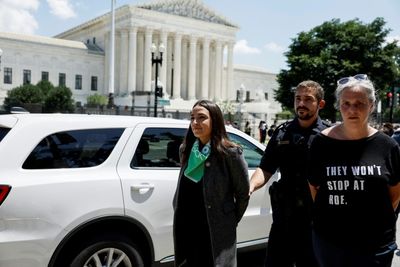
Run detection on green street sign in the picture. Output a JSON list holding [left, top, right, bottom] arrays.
[[158, 99, 170, 106]]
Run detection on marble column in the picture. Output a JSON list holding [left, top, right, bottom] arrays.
[[159, 30, 168, 94], [181, 39, 188, 98], [188, 36, 197, 100], [127, 27, 137, 93], [226, 41, 234, 101], [137, 33, 144, 91], [119, 30, 128, 95], [172, 32, 182, 99], [214, 40, 222, 100], [209, 45, 216, 100], [201, 37, 210, 99], [144, 28, 153, 92]]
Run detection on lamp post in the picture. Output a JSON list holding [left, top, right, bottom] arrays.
[[389, 87, 395, 123], [237, 84, 245, 130], [108, 0, 116, 109], [151, 43, 165, 117]]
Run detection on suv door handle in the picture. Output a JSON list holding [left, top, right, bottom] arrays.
[[131, 183, 155, 194]]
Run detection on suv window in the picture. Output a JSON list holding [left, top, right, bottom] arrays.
[[131, 128, 263, 169], [0, 127, 11, 142], [228, 133, 264, 168], [23, 128, 124, 169], [131, 128, 186, 168]]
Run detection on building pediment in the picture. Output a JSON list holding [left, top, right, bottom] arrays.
[[137, 0, 238, 28]]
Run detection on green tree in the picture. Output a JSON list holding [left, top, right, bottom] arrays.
[[3, 84, 44, 111], [276, 17, 399, 121], [275, 108, 294, 121], [4, 81, 76, 113], [36, 80, 55, 97], [87, 93, 108, 107], [44, 86, 74, 113]]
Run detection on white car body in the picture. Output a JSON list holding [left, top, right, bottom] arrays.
[[0, 114, 275, 267]]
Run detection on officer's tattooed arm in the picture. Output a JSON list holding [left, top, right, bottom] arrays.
[[249, 167, 273, 195]]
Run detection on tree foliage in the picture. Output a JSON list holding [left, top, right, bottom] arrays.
[[4, 81, 75, 113], [276, 17, 400, 121], [87, 93, 108, 107], [36, 80, 55, 97], [3, 84, 44, 111], [44, 86, 75, 113]]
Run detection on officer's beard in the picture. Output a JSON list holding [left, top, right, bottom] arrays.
[[296, 107, 316, 121]]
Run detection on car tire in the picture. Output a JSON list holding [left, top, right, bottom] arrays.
[[69, 236, 144, 267]]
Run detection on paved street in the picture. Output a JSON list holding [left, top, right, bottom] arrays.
[[240, 248, 400, 267], [394, 250, 400, 267], [392, 218, 400, 267], [239, 218, 400, 267]]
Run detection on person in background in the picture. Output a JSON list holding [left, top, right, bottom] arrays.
[[259, 121, 267, 143], [381, 122, 394, 137], [245, 121, 251, 136], [250, 80, 328, 267], [267, 124, 276, 138], [392, 126, 400, 146], [173, 100, 250, 267], [308, 74, 400, 267]]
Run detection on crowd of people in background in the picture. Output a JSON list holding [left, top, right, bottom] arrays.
[[225, 119, 277, 144], [235, 118, 400, 148], [374, 122, 400, 146]]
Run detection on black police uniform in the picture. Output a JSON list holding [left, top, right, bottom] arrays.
[[259, 117, 329, 267]]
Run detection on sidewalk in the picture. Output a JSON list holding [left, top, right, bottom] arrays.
[[393, 218, 400, 266], [394, 250, 400, 267]]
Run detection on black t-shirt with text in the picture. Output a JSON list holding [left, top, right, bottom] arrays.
[[308, 131, 400, 252]]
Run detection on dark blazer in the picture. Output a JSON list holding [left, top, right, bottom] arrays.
[[173, 146, 250, 267]]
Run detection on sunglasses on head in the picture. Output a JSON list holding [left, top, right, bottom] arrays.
[[337, 74, 369, 85]]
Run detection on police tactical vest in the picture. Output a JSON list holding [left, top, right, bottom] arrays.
[[273, 118, 330, 187]]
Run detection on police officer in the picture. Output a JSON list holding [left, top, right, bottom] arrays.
[[249, 80, 328, 267]]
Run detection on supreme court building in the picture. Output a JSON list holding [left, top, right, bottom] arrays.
[[0, 0, 281, 126]]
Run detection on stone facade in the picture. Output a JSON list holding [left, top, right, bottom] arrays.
[[0, 32, 104, 104]]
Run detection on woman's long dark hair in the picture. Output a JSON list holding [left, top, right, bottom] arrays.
[[181, 100, 237, 165]]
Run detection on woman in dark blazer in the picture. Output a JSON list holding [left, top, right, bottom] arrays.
[[173, 100, 250, 267]]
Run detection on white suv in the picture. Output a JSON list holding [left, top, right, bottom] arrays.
[[0, 114, 274, 267]]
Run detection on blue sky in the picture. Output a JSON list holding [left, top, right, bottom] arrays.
[[0, 0, 399, 74]]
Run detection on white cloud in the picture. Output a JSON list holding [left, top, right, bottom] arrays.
[[0, 0, 39, 10], [386, 35, 400, 44], [47, 0, 76, 19], [234, 39, 261, 54], [264, 42, 285, 53], [0, 0, 39, 34]]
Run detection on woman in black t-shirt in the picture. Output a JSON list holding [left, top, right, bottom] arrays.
[[308, 74, 400, 267]]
